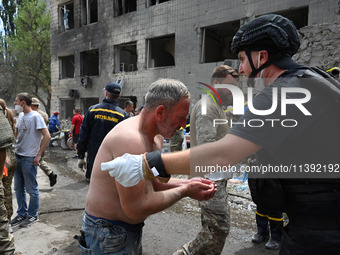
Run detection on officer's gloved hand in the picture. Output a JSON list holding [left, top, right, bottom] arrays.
[[78, 159, 85, 169], [101, 152, 170, 187]]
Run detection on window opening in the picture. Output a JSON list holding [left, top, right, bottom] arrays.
[[114, 0, 136, 17], [147, 0, 170, 7], [201, 20, 239, 63], [81, 0, 98, 26], [80, 49, 99, 76], [60, 55, 75, 79], [115, 43, 137, 73], [147, 35, 175, 68], [268, 6, 308, 30], [59, 2, 74, 32]]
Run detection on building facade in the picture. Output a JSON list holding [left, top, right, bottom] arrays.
[[50, 0, 339, 118]]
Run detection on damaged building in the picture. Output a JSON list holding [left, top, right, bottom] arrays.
[[50, 0, 340, 118]]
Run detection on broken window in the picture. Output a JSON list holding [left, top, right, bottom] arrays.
[[81, 0, 98, 26], [113, 0, 136, 17], [201, 20, 240, 63], [147, 35, 175, 68], [80, 49, 99, 76], [60, 55, 75, 79], [59, 2, 74, 32], [147, 0, 171, 7], [115, 43, 137, 73], [268, 7, 308, 30]]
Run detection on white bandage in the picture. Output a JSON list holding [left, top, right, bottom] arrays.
[[101, 153, 144, 187]]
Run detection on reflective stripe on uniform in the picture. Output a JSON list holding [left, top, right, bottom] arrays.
[[256, 211, 283, 221], [93, 115, 118, 123], [90, 108, 125, 117]]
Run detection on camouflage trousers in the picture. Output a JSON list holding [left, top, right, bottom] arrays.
[[39, 152, 52, 176], [2, 148, 16, 221], [0, 179, 15, 254], [170, 130, 184, 152], [174, 179, 230, 255]]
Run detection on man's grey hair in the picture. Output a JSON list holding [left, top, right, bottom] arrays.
[[144, 79, 190, 111]]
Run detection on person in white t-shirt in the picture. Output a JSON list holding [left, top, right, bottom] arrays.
[[11, 93, 50, 228]]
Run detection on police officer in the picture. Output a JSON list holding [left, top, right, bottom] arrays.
[[77, 82, 129, 182]]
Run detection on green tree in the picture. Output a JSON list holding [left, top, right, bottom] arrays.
[[0, 0, 17, 63], [7, 0, 51, 114]]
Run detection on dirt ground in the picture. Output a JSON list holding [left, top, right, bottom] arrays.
[[11, 146, 277, 255]]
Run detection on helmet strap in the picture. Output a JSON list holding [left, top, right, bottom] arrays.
[[245, 49, 272, 87]]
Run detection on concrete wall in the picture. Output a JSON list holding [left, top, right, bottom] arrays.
[[293, 18, 340, 69], [50, 0, 340, 116]]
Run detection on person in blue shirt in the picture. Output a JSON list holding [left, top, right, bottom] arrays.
[[48, 112, 60, 134]]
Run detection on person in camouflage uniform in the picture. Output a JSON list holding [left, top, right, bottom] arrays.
[[2, 148, 16, 223], [0, 99, 17, 224], [170, 129, 184, 152], [0, 104, 16, 254], [31, 98, 57, 187], [174, 65, 238, 255]]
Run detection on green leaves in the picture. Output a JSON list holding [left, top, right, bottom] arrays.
[[6, 0, 51, 113]]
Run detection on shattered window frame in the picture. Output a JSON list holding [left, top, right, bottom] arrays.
[[58, 2, 74, 33], [81, 0, 98, 26], [113, 0, 137, 17], [59, 55, 75, 79], [147, 34, 175, 69], [114, 42, 138, 73]]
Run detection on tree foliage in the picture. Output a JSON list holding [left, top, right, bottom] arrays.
[[0, 0, 17, 63], [0, 0, 17, 40], [7, 0, 51, 114]]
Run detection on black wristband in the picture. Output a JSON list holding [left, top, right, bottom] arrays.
[[145, 150, 170, 178]]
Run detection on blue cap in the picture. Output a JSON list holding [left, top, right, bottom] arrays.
[[103, 82, 121, 93]]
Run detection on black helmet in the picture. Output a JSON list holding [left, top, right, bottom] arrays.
[[231, 14, 300, 57]]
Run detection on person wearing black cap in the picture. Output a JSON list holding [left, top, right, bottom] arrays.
[[106, 14, 340, 254], [77, 81, 129, 182]]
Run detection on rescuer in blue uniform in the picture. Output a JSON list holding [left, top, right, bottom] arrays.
[[77, 82, 129, 182]]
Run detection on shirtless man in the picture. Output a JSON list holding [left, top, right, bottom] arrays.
[[78, 79, 216, 254]]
